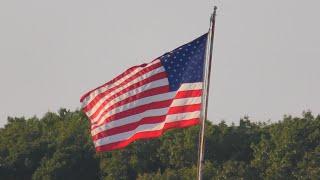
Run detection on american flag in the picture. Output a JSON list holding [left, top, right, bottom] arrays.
[[80, 34, 208, 152]]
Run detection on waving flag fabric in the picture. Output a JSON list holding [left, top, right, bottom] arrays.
[[80, 34, 208, 152]]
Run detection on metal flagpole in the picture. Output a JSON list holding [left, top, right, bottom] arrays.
[[197, 6, 217, 180]]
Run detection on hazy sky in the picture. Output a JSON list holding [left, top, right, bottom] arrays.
[[0, 0, 319, 127]]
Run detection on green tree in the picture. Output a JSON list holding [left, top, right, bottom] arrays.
[[1, 110, 319, 179]]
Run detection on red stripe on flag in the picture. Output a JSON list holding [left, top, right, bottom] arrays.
[[168, 104, 201, 114], [175, 89, 202, 99]]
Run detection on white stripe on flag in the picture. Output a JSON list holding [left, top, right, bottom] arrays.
[[171, 97, 201, 107], [165, 111, 200, 123], [179, 82, 203, 91]]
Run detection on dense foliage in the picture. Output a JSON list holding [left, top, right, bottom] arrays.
[[0, 109, 319, 179]]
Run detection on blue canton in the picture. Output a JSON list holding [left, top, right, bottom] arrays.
[[160, 34, 208, 91]]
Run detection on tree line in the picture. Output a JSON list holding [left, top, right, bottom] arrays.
[[0, 109, 319, 179]]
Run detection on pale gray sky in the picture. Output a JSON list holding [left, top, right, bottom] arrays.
[[0, 0, 319, 127]]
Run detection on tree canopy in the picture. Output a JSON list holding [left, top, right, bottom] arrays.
[[0, 109, 319, 179]]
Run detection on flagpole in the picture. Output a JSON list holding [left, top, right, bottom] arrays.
[[197, 6, 217, 180]]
